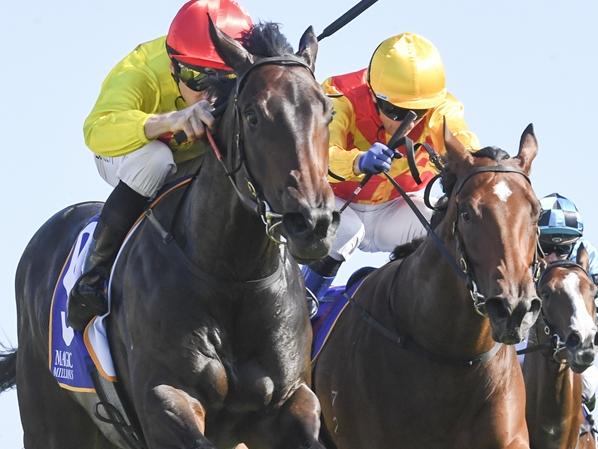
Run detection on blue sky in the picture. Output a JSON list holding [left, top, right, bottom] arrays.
[[1, 0, 597, 446]]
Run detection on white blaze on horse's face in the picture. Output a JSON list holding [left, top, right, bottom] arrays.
[[493, 181, 512, 203], [563, 272, 597, 339]]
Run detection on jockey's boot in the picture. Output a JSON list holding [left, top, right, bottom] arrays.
[[67, 182, 148, 330], [302, 255, 343, 318]]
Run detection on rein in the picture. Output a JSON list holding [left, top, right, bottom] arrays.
[[346, 264, 503, 367], [387, 160, 540, 316], [207, 56, 316, 244]]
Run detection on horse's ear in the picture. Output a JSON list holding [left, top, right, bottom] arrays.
[[208, 14, 254, 73], [296, 26, 318, 71], [577, 243, 589, 272], [443, 117, 473, 169], [515, 124, 538, 175]]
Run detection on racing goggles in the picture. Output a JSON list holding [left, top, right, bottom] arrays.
[[375, 97, 428, 122], [173, 61, 236, 91], [540, 242, 574, 257]]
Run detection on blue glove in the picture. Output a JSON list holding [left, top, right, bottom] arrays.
[[357, 142, 394, 174]]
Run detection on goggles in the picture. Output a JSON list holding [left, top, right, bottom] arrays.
[[173, 60, 236, 91], [540, 242, 574, 257], [375, 97, 428, 122]]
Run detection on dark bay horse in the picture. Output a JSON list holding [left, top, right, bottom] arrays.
[[524, 245, 597, 449], [1, 21, 339, 449], [314, 124, 543, 449]]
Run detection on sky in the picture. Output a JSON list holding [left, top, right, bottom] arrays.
[[1, 0, 597, 447]]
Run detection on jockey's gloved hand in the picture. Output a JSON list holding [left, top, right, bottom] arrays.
[[357, 142, 394, 174]]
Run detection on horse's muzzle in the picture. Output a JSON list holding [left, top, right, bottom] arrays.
[[485, 295, 542, 344], [283, 209, 340, 262], [564, 331, 596, 372]]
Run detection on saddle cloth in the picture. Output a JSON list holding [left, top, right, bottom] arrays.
[[49, 218, 116, 392], [311, 268, 373, 361]]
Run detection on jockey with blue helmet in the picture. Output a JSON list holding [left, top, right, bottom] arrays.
[[539, 193, 598, 281], [538, 192, 598, 411]]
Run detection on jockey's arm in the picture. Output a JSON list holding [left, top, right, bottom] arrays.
[[327, 96, 366, 182]]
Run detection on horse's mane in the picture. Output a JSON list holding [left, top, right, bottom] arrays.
[[203, 22, 294, 107], [390, 238, 425, 261], [240, 22, 294, 57]]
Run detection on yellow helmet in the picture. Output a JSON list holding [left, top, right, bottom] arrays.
[[368, 32, 446, 110]]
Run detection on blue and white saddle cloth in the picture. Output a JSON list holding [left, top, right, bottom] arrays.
[[49, 218, 117, 392]]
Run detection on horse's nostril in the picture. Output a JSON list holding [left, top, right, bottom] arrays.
[[580, 349, 595, 365], [485, 298, 510, 320], [594, 332, 598, 347], [283, 212, 309, 236], [529, 298, 542, 315], [566, 332, 581, 349]]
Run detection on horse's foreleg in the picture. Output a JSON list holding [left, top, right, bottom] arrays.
[[140, 384, 216, 449], [244, 383, 325, 449]]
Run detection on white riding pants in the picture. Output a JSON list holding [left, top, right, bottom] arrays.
[[331, 190, 433, 261], [93, 140, 177, 198]]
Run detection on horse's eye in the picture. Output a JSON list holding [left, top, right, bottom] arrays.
[[245, 110, 258, 126], [460, 210, 471, 222]]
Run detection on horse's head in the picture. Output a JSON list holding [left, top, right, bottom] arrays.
[[442, 124, 542, 344], [208, 20, 339, 263], [537, 246, 597, 372]]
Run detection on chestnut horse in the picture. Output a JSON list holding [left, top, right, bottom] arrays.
[[524, 245, 598, 449], [314, 124, 543, 449], [0, 22, 339, 449]]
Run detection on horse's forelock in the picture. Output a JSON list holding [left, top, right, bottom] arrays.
[[240, 22, 294, 57], [440, 146, 512, 195], [472, 146, 510, 161]]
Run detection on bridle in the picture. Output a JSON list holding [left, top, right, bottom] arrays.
[[391, 162, 540, 316], [206, 55, 316, 244], [449, 165, 542, 316], [518, 260, 594, 363], [346, 161, 541, 366]]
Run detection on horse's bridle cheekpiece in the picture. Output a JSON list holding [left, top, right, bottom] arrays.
[[206, 55, 316, 245], [451, 164, 539, 316]]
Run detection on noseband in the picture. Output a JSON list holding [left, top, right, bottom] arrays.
[[451, 165, 541, 316], [210, 55, 315, 244]]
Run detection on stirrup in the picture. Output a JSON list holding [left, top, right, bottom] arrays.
[[306, 288, 320, 319]]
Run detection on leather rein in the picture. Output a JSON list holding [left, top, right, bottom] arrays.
[[347, 155, 541, 366]]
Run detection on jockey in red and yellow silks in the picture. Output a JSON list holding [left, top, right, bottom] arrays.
[[323, 68, 478, 204], [303, 32, 480, 315]]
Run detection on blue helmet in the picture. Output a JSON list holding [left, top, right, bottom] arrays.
[[538, 193, 583, 241]]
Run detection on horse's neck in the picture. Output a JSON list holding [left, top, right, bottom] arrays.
[[525, 324, 581, 415], [524, 325, 582, 448], [394, 225, 494, 357], [174, 152, 282, 280]]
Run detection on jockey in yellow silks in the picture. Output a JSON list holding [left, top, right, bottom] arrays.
[[303, 32, 480, 314], [68, 0, 252, 331]]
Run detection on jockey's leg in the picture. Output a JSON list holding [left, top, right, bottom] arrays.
[[302, 197, 364, 316], [67, 141, 175, 330], [582, 364, 598, 410], [369, 190, 433, 252]]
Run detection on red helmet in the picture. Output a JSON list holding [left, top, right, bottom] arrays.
[[166, 0, 252, 71]]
